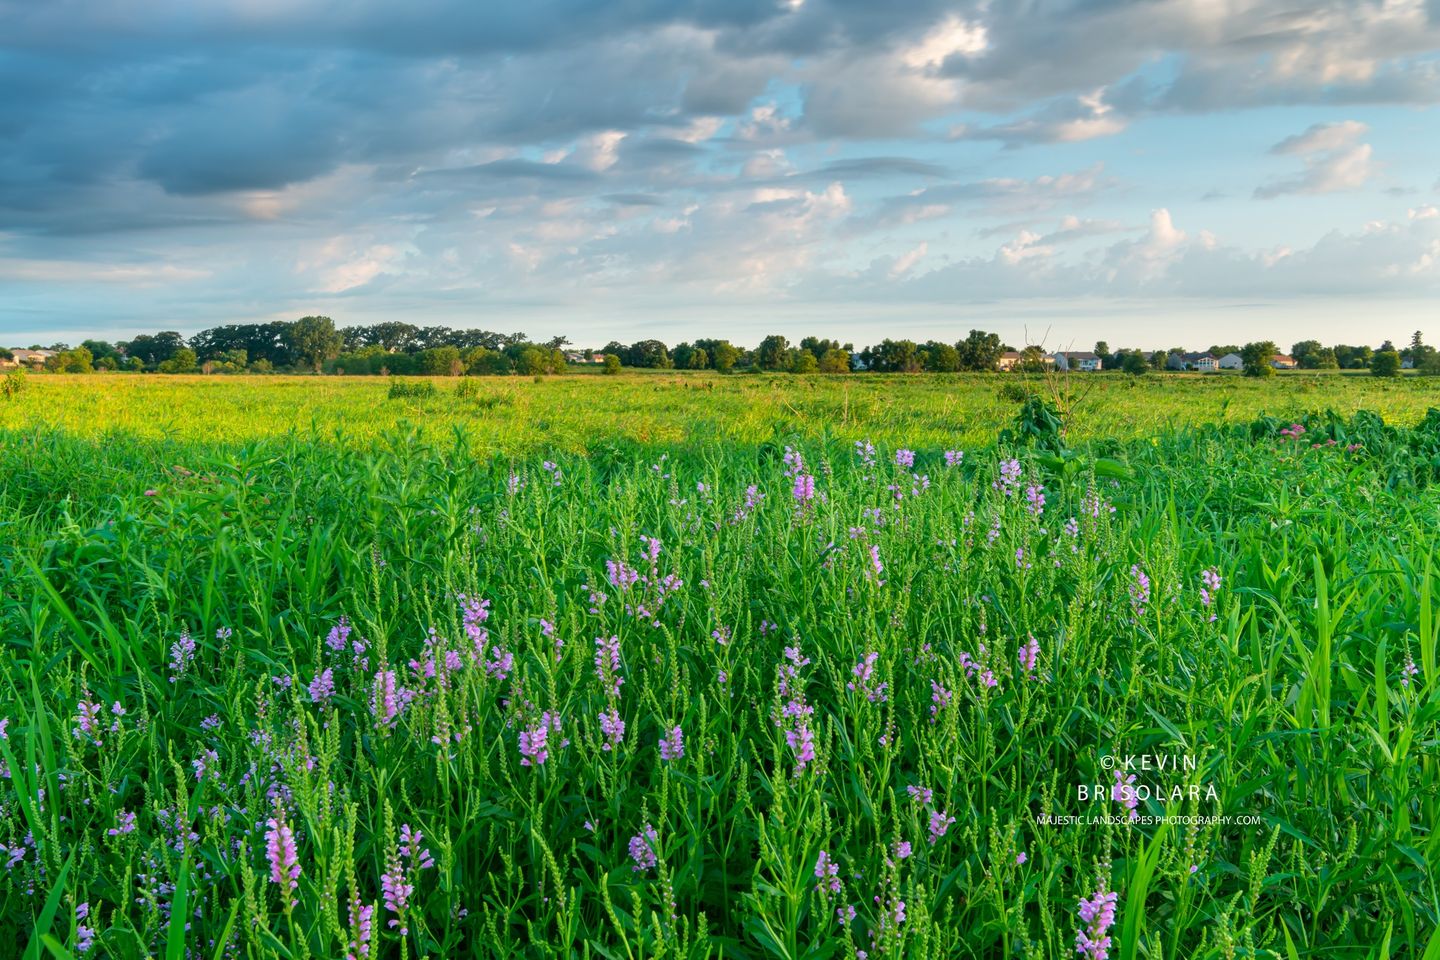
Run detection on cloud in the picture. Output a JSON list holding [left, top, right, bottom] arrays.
[[1255, 121, 1375, 199]]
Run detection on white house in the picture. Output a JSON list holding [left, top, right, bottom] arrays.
[[1169, 351, 1218, 371], [1270, 354, 1298, 369], [1052, 351, 1103, 371], [8, 349, 54, 367], [996, 351, 1022, 371], [1218, 353, 1243, 370]]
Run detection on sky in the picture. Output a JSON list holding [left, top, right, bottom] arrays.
[[2, 1, 1440, 351]]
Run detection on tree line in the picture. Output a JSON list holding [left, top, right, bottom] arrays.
[[6, 319, 1437, 377]]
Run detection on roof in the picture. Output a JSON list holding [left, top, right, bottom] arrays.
[[1183, 352, 1215, 360], [1271, 354, 1296, 362], [1000, 351, 1022, 359], [1061, 351, 1100, 360]]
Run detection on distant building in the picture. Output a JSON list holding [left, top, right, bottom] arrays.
[[8, 349, 54, 367], [1218, 353, 1243, 370], [996, 351, 1022, 371], [1270, 354, 1298, 369], [1052, 351, 1103, 371], [1167, 351, 1217, 371]]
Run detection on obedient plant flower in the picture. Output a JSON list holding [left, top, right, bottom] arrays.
[[325, 616, 352, 653], [782, 446, 805, 477], [1129, 565, 1151, 618], [169, 629, 197, 682], [598, 707, 625, 750], [629, 823, 659, 872], [928, 810, 955, 845], [265, 811, 300, 903], [847, 652, 887, 702], [895, 448, 916, 469], [459, 596, 490, 662], [399, 824, 435, 870], [793, 473, 816, 504], [1111, 770, 1139, 820], [993, 458, 1022, 496], [594, 635, 624, 697], [658, 725, 684, 761], [814, 850, 842, 893], [1025, 483, 1046, 516], [944, 449, 963, 468], [371, 670, 402, 730], [1018, 635, 1040, 680], [75, 903, 95, 953], [1199, 567, 1221, 621], [72, 699, 102, 743], [1075, 872, 1119, 960], [308, 668, 334, 706], [381, 857, 413, 935], [1402, 653, 1420, 688], [347, 891, 374, 960]]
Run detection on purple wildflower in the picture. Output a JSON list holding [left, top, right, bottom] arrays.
[[629, 823, 659, 872], [944, 449, 963, 468], [399, 824, 435, 870], [381, 857, 413, 935], [1025, 483, 1046, 516], [1111, 769, 1139, 820], [598, 706, 625, 750], [1129, 564, 1150, 618], [169, 629, 197, 682], [1076, 873, 1119, 960], [265, 813, 300, 898], [793, 473, 816, 504], [659, 725, 684, 761], [993, 458, 1022, 496], [325, 617, 352, 653], [76, 903, 95, 953], [814, 851, 842, 894], [594, 635, 624, 698], [1402, 653, 1420, 688], [928, 809, 955, 845], [1018, 635, 1040, 680], [308, 668, 335, 705], [347, 893, 374, 960], [895, 449, 916, 469], [371, 670, 401, 730]]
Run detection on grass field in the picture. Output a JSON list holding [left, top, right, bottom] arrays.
[[2, 372, 1439, 958]]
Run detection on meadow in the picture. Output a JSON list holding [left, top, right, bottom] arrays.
[[1, 371, 1439, 958]]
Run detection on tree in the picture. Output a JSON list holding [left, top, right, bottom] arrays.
[[417, 346, 463, 376], [602, 354, 622, 375], [1120, 351, 1150, 375], [287, 316, 343, 372], [1371, 349, 1402, 377], [1290, 340, 1324, 368], [688, 348, 710, 370], [923, 341, 961, 372], [122, 331, 186, 367], [1207, 345, 1241, 358], [1310, 347, 1339, 370], [1240, 341, 1277, 378], [157, 348, 199, 374], [516, 347, 549, 376], [1406, 330, 1436, 371], [628, 340, 672, 369], [1334, 344, 1372, 369], [956, 329, 1004, 371], [1017, 345, 1048, 373], [704, 340, 740, 373], [1149, 350, 1168, 370], [755, 335, 791, 371], [799, 337, 839, 361], [790, 351, 819, 374], [44, 346, 94, 373], [671, 343, 696, 369], [818, 348, 850, 373], [1094, 341, 1112, 368]]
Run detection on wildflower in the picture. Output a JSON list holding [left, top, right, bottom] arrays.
[[895, 449, 916, 469], [371, 670, 402, 730], [629, 824, 659, 872], [1015, 546, 1031, 570], [308, 668, 335, 705], [399, 824, 435, 870], [1075, 873, 1119, 960], [944, 450, 963, 468], [76, 903, 95, 953], [1016, 851, 1027, 866], [793, 473, 816, 504], [1111, 769, 1139, 820], [108, 809, 137, 836], [814, 851, 842, 894], [1197, 567, 1222, 621], [847, 652, 887, 703], [786, 723, 816, 775], [518, 721, 550, 766], [598, 706, 625, 750], [0, 718, 7, 739], [893, 840, 913, 860], [541, 460, 562, 486], [347, 893, 374, 960], [381, 858, 413, 934], [192, 748, 218, 781], [782, 446, 805, 477], [1018, 635, 1040, 680], [265, 812, 301, 898], [169, 629, 197, 682], [459, 596, 490, 662], [144, 489, 158, 497], [928, 809, 955, 845], [1402, 653, 1420, 688], [1129, 564, 1150, 618], [867, 544, 884, 582], [993, 458, 1022, 496], [73, 700, 102, 742], [929, 680, 952, 721], [325, 617, 352, 653], [200, 713, 222, 732], [1025, 483, 1046, 516], [659, 725, 684, 761], [594, 635, 624, 697], [606, 559, 640, 591]]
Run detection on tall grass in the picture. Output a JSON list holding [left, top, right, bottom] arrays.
[[0, 381, 1436, 957]]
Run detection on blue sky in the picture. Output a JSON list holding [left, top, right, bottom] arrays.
[[3, 0, 1439, 351]]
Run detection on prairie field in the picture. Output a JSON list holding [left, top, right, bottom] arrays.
[[2, 372, 1440, 958]]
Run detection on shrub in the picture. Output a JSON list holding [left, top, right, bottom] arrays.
[[603, 354, 622, 375], [1, 369, 27, 398], [1371, 350, 1402, 378], [388, 379, 437, 399]]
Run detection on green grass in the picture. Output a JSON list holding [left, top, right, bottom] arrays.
[[0, 374, 1438, 958]]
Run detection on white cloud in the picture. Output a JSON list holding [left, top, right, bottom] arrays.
[[1256, 121, 1376, 198]]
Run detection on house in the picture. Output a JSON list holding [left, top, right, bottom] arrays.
[[1270, 354, 1298, 369], [1167, 351, 1217, 371], [1218, 353, 1243, 370], [997, 350, 1055, 371], [9, 349, 54, 367], [1052, 351, 1103, 371]]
